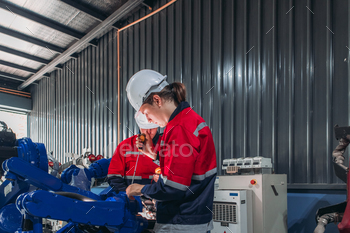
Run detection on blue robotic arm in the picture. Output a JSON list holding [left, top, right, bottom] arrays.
[[3, 157, 101, 200], [15, 190, 147, 233], [0, 138, 148, 233], [0, 138, 49, 233], [60, 158, 111, 190], [1, 138, 48, 209]]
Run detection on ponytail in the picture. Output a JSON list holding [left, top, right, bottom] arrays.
[[144, 82, 186, 106], [169, 82, 186, 103]]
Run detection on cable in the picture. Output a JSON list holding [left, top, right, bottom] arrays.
[[131, 152, 140, 184]]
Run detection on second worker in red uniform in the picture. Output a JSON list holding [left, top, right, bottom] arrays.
[[107, 112, 161, 192]]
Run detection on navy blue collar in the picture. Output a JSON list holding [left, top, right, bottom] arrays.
[[168, 101, 190, 123]]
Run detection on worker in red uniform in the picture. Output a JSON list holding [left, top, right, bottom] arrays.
[[125, 70, 217, 233], [107, 112, 161, 192]]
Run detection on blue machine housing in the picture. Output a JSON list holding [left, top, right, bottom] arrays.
[[0, 138, 148, 233]]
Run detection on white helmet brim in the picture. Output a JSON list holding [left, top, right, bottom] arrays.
[[135, 112, 159, 129]]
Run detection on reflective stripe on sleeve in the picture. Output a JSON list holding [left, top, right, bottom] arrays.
[[107, 174, 123, 178], [193, 122, 208, 137], [125, 176, 142, 180], [191, 167, 217, 181], [125, 151, 140, 155], [161, 174, 188, 191]]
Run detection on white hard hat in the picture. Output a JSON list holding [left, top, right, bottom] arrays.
[[126, 69, 169, 116], [135, 112, 158, 129]]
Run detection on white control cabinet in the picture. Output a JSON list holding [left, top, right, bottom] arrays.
[[217, 174, 287, 233]]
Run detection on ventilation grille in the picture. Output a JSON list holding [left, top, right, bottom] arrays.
[[226, 166, 239, 174], [213, 202, 237, 223]]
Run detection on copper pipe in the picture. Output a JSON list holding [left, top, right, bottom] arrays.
[[117, 0, 177, 144], [0, 90, 30, 98], [0, 87, 31, 96], [119, 0, 177, 32], [0, 88, 31, 98]]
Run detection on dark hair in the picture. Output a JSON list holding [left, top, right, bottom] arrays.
[[143, 82, 186, 106]]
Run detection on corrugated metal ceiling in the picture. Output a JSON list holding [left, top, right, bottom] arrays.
[[0, 0, 146, 90], [0, 33, 57, 60], [0, 51, 43, 70], [79, 0, 129, 15], [0, 7, 77, 48]]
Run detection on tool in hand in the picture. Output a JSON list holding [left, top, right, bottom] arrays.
[[138, 133, 146, 151], [132, 133, 147, 184]]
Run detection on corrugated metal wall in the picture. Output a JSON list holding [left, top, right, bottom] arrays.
[[30, 31, 119, 163], [30, 0, 350, 187]]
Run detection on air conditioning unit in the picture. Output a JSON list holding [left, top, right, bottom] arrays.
[[218, 174, 288, 233], [212, 190, 253, 233]]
